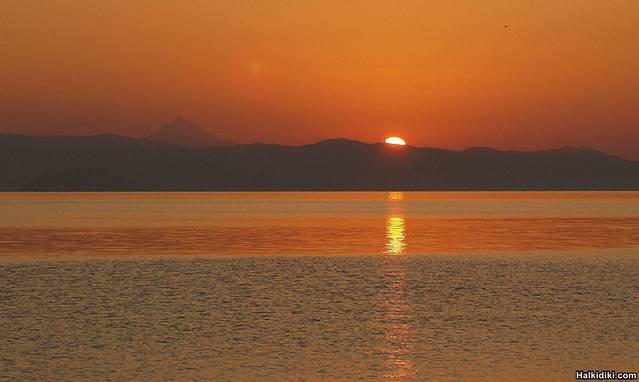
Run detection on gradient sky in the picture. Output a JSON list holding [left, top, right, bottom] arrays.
[[1, 1, 638, 158]]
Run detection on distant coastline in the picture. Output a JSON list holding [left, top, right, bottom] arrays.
[[1, 134, 638, 192]]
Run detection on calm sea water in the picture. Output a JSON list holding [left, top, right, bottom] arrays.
[[1, 192, 638, 381]]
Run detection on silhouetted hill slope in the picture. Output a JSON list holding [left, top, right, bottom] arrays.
[[22, 167, 136, 191], [148, 117, 233, 147], [1, 134, 637, 191]]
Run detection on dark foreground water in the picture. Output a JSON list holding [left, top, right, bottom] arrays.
[[1, 192, 638, 381], [2, 255, 638, 381]]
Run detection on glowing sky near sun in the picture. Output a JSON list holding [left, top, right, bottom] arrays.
[[1, 1, 638, 158]]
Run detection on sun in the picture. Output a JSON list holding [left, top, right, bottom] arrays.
[[385, 136, 406, 146]]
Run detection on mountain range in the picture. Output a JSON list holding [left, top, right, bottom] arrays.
[[1, 133, 638, 191]]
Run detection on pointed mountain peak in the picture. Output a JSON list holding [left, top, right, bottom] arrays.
[[149, 118, 233, 147]]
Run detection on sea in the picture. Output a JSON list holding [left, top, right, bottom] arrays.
[[1, 192, 638, 381]]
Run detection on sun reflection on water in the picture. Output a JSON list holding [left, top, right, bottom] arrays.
[[382, 192, 415, 379], [386, 216, 406, 255], [381, 261, 416, 381], [386, 192, 406, 255], [388, 191, 404, 200]]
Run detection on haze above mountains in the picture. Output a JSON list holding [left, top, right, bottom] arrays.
[[1, 118, 638, 191]]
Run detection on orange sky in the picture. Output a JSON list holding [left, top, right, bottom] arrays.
[[1, 1, 638, 158]]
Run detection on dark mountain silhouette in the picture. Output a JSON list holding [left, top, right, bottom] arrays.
[[1, 134, 637, 191], [148, 117, 233, 147], [23, 167, 136, 191]]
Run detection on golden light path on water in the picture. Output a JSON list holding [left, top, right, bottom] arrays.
[[386, 192, 406, 255], [386, 217, 406, 255], [382, 192, 415, 380]]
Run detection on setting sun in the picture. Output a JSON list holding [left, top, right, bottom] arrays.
[[385, 137, 406, 146]]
